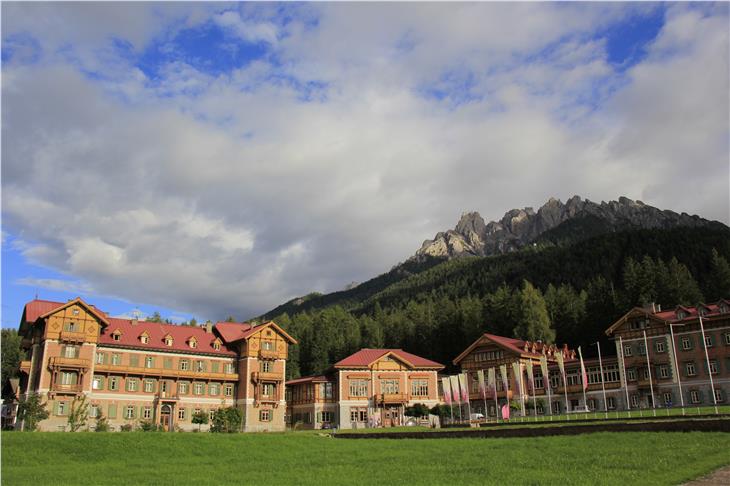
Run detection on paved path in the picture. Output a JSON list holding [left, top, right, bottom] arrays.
[[684, 466, 730, 485]]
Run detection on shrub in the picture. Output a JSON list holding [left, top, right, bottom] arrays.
[[120, 423, 134, 432], [16, 393, 49, 431], [210, 407, 242, 433], [94, 413, 109, 432]]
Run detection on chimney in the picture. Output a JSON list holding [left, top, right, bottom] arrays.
[[205, 321, 213, 334], [642, 302, 657, 313], [131, 318, 138, 326]]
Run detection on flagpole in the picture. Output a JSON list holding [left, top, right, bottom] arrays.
[[669, 323, 685, 415], [618, 336, 632, 418], [596, 342, 608, 419], [642, 330, 657, 417], [698, 315, 719, 414]]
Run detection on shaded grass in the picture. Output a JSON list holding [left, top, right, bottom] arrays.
[[3, 431, 730, 485]]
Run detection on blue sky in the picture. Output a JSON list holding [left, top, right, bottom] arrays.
[[2, 2, 728, 327]]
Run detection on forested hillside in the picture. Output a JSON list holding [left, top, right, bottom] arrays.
[[266, 226, 730, 378]]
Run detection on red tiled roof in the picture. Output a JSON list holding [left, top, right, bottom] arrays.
[[100, 317, 235, 356], [654, 302, 726, 323], [454, 332, 576, 365], [214, 321, 254, 343], [285, 374, 331, 386], [334, 348, 444, 369]]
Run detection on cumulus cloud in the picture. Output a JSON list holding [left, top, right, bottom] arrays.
[[1, 3, 728, 320]]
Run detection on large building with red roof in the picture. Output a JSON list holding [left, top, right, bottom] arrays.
[[450, 300, 730, 418], [286, 348, 444, 429], [16, 297, 297, 432]]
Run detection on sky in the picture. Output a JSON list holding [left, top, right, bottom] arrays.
[[2, 2, 729, 327]]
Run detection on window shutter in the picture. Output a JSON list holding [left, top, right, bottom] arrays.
[[108, 404, 117, 418], [54, 402, 60, 416]]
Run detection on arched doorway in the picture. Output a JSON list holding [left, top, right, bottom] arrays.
[[160, 404, 172, 431]]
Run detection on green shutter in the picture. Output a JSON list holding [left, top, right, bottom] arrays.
[[54, 401, 59, 416], [129, 355, 139, 367], [164, 358, 172, 369], [211, 362, 219, 373], [108, 404, 117, 418]]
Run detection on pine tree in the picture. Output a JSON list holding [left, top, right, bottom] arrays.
[[707, 249, 730, 300], [513, 280, 555, 343]]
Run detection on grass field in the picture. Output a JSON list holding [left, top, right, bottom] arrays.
[[3, 431, 730, 485]]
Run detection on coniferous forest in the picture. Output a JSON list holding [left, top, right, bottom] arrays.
[[263, 226, 730, 378]]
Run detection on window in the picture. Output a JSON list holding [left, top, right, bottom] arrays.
[[604, 365, 620, 383], [630, 395, 639, 408], [209, 383, 220, 396], [380, 379, 399, 394], [709, 360, 718, 375], [140, 334, 149, 344], [195, 360, 206, 373], [260, 361, 273, 373], [350, 408, 367, 422], [224, 384, 233, 397], [178, 408, 186, 421], [109, 376, 119, 391], [534, 374, 544, 389], [145, 356, 154, 368], [623, 344, 632, 357], [90, 405, 99, 418], [262, 341, 274, 351], [260, 409, 272, 421], [96, 352, 105, 364], [320, 411, 334, 423], [552, 401, 561, 414], [607, 397, 616, 410], [60, 371, 78, 385], [663, 392, 672, 405], [211, 362, 219, 373], [349, 380, 369, 397], [178, 382, 189, 395], [213, 341, 221, 350], [225, 363, 235, 374], [57, 402, 67, 416], [164, 336, 173, 347], [164, 358, 173, 369], [193, 383, 204, 395], [180, 359, 189, 371], [108, 404, 117, 419], [126, 378, 138, 392], [92, 376, 104, 390], [655, 340, 665, 353], [64, 322, 77, 332], [587, 399, 596, 411], [704, 335, 713, 347], [111, 353, 121, 365], [725, 333, 730, 346], [715, 389, 725, 403], [627, 368, 637, 381], [129, 355, 139, 367], [659, 365, 669, 379], [188, 338, 197, 349], [690, 390, 701, 404], [686, 362, 696, 377], [209, 409, 216, 421], [143, 406, 152, 420], [125, 405, 135, 419], [642, 368, 651, 380], [144, 380, 155, 393], [112, 332, 121, 341], [63, 345, 79, 358], [681, 337, 692, 351], [411, 379, 429, 397], [72, 309, 79, 315], [318, 382, 334, 399], [638, 343, 646, 356], [262, 383, 274, 397], [474, 350, 503, 361], [549, 372, 560, 390]]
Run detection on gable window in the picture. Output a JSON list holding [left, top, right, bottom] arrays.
[[380, 379, 399, 394], [72, 309, 80, 315], [64, 322, 77, 332], [140, 334, 149, 344], [262, 341, 274, 351], [111, 330, 122, 341], [164, 335, 174, 347], [188, 338, 197, 349], [677, 311, 686, 320]]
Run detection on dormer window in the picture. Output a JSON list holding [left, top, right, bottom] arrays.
[[188, 337, 197, 349], [164, 335, 174, 347], [139, 332, 150, 344], [676, 311, 686, 320], [111, 329, 122, 341], [72, 309, 80, 316], [720, 303, 729, 314], [212, 339, 222, 351]]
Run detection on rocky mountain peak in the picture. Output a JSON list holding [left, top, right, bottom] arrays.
[[413, 196, 717, 261]]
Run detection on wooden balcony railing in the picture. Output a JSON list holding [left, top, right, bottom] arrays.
[[51, 384, 83, 394], [259, 349, 278, 360], [19, 361, 31, 374], [377, 393, 409, 403], [59, 330, 87, 342], [156, 391, 180, 401], [252, 371, 282, 382], [49, 357, 91, 369], [93, 363, 238, 382]]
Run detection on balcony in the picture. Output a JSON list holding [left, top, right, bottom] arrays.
[[377, 393, 409, 404], [19, 361, 31, 375], [259, 348, 278, 360], [93, 363, 238, 382], [51, 384, 83, 394], [59, 330, 87, 343], [252, 371, 282, 382], [49, 357, 90, 370], [156, 391, 180, 401], [556, 384, 584, 393]]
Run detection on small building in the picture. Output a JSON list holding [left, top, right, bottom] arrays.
[[285, 348, 444, 429]]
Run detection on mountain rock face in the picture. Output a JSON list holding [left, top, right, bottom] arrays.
[[415, 196, 716, 260]]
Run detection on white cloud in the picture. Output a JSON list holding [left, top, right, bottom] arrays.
[[2, 3, 728, 320]]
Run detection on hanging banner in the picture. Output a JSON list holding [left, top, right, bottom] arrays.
[[555, 350, 566, 383], [477, 369, 487, 400], [615, 339, 627, 389], [512, 362, 524, 398], [578, 346, 588, 391], [488, 367, 497, 396], [499, 364, 510, 397], [458, 373, 469, 403], [441, 376, 452, 405], [540, 355, 550, 392], [450, 375, 461, 404], [525, 360, 535, 392]]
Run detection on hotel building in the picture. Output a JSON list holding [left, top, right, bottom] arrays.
[[16, 298, 297, 432], [451, 301, 730, 416], [286, 348, 444, 429]]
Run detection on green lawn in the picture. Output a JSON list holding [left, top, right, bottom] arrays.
[[3, 431, 730, 485]]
